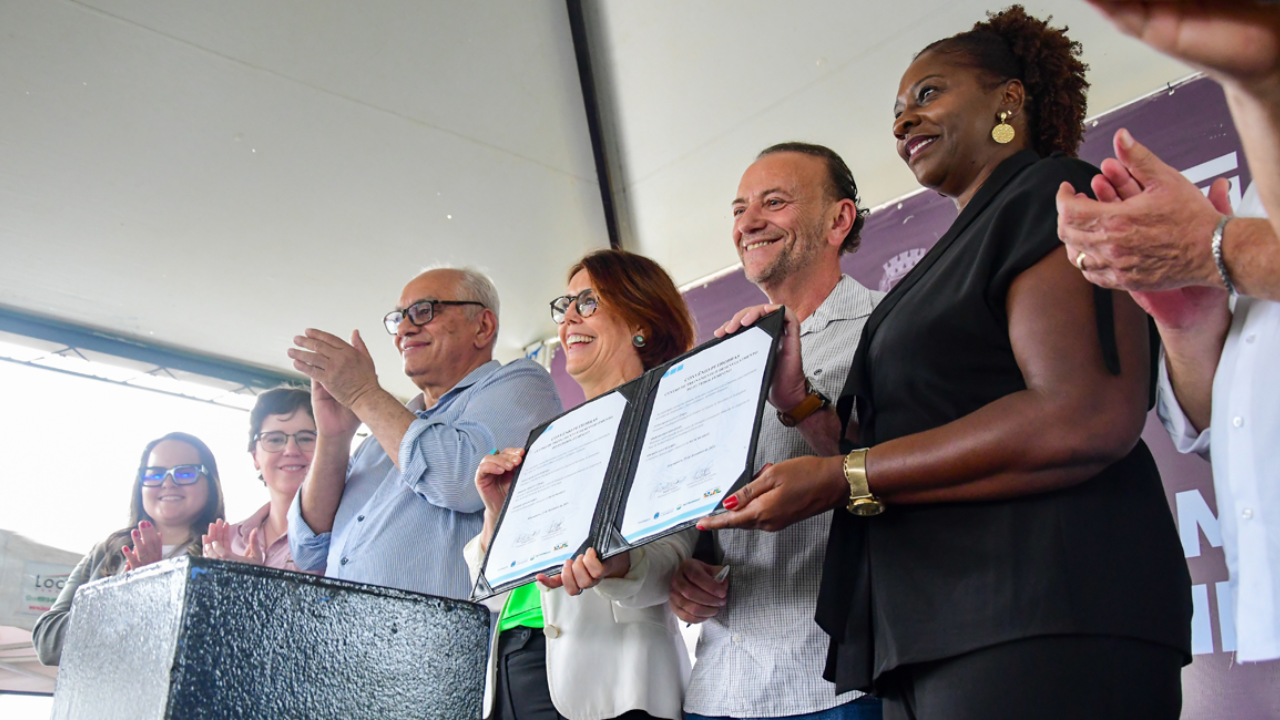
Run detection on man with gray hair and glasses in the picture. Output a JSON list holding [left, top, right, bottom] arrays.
[[286, 267, 562, 598]]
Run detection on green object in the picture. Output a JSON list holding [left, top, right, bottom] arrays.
[[496, 582, 544, 632]]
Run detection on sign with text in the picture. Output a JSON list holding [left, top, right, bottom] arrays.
[[19, 560, 74, 616]]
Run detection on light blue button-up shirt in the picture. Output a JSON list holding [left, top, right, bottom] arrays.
[[288, 358, 563, 599]]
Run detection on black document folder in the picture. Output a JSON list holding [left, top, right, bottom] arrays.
[[471, 309, 784, 601]]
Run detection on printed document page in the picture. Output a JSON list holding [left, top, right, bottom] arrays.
[[485, 392, 628, 586], [620, 326, 773, 543]]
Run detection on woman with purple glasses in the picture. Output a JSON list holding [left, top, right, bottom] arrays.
[[31, 432, 226, 666]]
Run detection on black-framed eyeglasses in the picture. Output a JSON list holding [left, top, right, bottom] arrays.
[[254, 431, 318, 453], [550, 289, 599, 324], [383, 300, 486, 334], [139, 465, 208, 487]]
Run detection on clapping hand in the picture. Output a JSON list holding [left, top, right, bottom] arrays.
[[122, 520, 164, 571], [1056, 129, 1234, 293], [310, 378, 361, 439], [537, 548, 631, 596], [1122, 161, 1235, 333], [1056, 128, 1233, 331], [202, 519, 265, 566], [289, 329, 381, 411]]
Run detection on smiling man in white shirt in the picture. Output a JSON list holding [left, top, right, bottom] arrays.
[[670, 143, 884, 720]]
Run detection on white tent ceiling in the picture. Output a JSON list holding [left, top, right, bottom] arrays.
[[0, 0, 608, 398], [1, 0, 1194, 397]]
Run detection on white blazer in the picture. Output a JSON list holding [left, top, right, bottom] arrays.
[[464, 530, 694, 720]]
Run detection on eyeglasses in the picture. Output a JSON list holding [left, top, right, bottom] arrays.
[[550, 290, 599, 324], [254, 431, 318, 453], [139, 465, 208, 487], [383, 299, 486, 334]]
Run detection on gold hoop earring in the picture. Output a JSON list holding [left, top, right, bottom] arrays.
[[992, 112, 1015, 144]]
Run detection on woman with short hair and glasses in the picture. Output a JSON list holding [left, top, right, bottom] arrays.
[[465, 249, 697, 720], [203, 387, 320, 573], [33, 432, 226, 665]]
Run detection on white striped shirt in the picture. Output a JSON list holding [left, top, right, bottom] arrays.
[[288, 359, 563, 599], [685, 275, 884, 718]]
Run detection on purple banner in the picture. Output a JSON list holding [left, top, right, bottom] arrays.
[[552, 75, 1278, 716]]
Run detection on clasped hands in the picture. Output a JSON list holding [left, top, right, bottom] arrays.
[[475, 448, 631, 596], [1056, 129, 1233, 333], [288, 328, 376, 435]]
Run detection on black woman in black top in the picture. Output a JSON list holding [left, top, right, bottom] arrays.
[[699, 8, 1191, 719]]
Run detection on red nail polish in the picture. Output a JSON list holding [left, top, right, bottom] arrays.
[[696, 524, 706, 531], [723, 496, 739, 510], [140, 521, 151, 529]]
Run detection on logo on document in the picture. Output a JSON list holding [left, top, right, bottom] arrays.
[[662, 364, 685, 378]]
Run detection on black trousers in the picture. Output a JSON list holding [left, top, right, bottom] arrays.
[[492, 627, 661, 720], [877, 635, 1183, 720]]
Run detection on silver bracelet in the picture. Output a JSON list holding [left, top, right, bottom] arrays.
[[1211, 215, 1236, 296]]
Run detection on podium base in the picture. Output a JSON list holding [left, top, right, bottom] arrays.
[[52, 557, 488, 719]]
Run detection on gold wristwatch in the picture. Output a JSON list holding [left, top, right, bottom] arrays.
[[778, 377, 830, 428], [842, 448, 885, 516]]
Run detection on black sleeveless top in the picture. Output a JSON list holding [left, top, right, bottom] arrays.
[[818, 150, 1192, 693]]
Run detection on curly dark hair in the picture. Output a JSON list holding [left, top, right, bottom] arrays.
[[920, 5, 1089, 156], [757, 142, 869, 255]]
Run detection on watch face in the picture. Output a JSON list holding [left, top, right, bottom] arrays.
[[850, 499, 885, 517]]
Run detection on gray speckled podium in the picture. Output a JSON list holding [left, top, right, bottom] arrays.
[[51, 556, 489, 720]]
